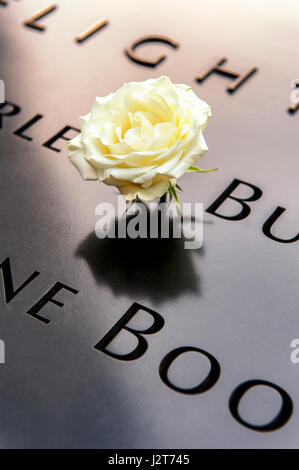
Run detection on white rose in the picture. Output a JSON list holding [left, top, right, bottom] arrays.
[[67, 76, 211, 201]]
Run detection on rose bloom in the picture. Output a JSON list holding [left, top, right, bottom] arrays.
[[67, 76, 211, 201]]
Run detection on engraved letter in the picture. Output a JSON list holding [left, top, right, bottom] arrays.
[[24, 3, 57, 32], [196, 57, 257, 93], [0, 101, 21, 129], [262, 207, 299, 243], [94, 302, 165, 360], [125, 35, 179, 68], [43, 125, 79, 152], [288, 79, 299, 114], [229, 380, 293, 432], [206, 178, 263, 221], [76, 19, 108, 43], [26, 282, 78, 324], [159, 346, 220, 394], [0, 257, 39, 303], [14, 114, 43, 141]]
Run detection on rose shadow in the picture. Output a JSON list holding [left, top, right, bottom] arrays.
[[75, 202, 205, 303]]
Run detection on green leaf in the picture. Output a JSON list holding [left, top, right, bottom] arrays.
[[168, 184, 181, 214], [125, 197, 138, 213], [187, 166, 218, 173], [168, 187, 173, 201]]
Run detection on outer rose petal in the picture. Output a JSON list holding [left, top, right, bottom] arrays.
[[105, 176, 176, 201], [67, 135, 97, 180]]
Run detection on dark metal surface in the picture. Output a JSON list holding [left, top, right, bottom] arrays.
[[0, 0, 298, 448]]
